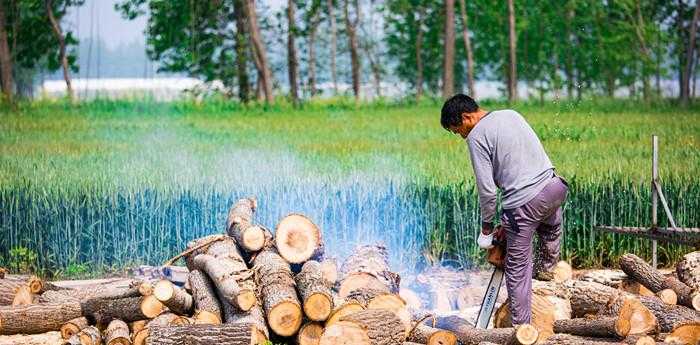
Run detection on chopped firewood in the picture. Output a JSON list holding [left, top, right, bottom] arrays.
[[620, 253, 699, 310], [226, 197, 266, 253], [81, 296, 157, 326], [326, 295, 364, 327], [598, 293, 658, 335], [407, 324, 457, 345], [676, 251, 700, 291], [145, 324, 266, 345], [61, 316, 89, 340], [192, 237, 256, 311], [663, 321, 700, 345], [252, 248, 302, 336], [153, 280, 194, 316], [188, 270, 222, 324], [104, 319, 131, 345], [553, 316, 631, 339], [0, 302, 82, 335], [295, 260, 333, 321], [338, 244, 400, 297], [275, 214, 324, 264], [319, 258, 338, 287], [297, 322, 324, 345], [320, 309, 406, 345], [656, 289, 678, 305]]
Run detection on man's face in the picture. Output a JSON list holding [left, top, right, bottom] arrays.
[[448, 112, 477, 139]]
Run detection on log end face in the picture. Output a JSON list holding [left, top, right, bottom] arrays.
[[634, 335, 656, 345], [298, 322, 324, 345], [338, 273, 389, 298], [269, 301, 303, 337], [60, 323, 80, 340], [27, 276, 43, 294], [691, 293, 700, 311], [428, 330, 458, 345], [242, 225, 266, 251], [304, 293, 333, 321], [153, 280, 175, 302], [513, 324, 538, 345], [326, 303, 364, 327], [133, 329, 148, 345], [319, 321, 371, 345], [275, 214, 322, 264], [140, 295, 165, 318], [237, 290, 257, 312], [193, 310, 222, 325]]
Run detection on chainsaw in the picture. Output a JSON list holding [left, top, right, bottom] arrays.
[[475, 226, 506, 329]]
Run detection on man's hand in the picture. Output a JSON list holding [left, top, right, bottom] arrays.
[[477, 225, 495, 249]]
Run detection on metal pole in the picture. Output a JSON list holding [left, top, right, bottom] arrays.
[[651, 135, 658, 269]]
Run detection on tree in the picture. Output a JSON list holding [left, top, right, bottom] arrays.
[[287, 0, 299, 105], [457, 0, 475, 97], [681, 1, 700, 105], [0, 2, 13, 102], [245, 0, 274, 103], [234, 0, 250, 102], [415, 4, 425, 101], [305, 0, 321, 96], [344, 0, 360, 100], [442, 0, 455, 98], [507, 0, 517, 102], [327, 0, 338, 93], [45, 0, 73, 101]]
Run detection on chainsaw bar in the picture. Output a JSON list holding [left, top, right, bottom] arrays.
[[475, 267, 504, 329]]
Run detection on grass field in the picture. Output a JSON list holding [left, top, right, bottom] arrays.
[[1, 97, 698, 276]]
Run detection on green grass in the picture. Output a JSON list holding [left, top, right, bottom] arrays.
[[0, 97, 698, 274]]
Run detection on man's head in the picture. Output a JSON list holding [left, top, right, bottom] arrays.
[[440, 94, 484, 138]]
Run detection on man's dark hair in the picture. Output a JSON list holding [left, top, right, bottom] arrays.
[[440, 94, 479, 129]]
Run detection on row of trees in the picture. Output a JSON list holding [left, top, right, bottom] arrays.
[[1, 1, 700, 105]]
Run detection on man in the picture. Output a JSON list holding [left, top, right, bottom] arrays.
[[440, 94, 568, 325]]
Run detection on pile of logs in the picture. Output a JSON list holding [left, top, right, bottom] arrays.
[[0, 196, 699, 345]]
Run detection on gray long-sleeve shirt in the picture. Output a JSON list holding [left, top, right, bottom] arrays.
[[466, 109, 554, 223]]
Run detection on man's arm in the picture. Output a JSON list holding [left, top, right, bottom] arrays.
[[468, 137, 497, 232]]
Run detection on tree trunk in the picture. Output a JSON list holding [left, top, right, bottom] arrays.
[[326, 294, 365, 327], [320, 308, 406, 345], [192, 237, 256, 312], [415, 6, 425, 101], [0, 1, 12, 103], [61, 316, 89, 340], [344, 287, 388, 308], [344, 0, 361, 101], [553, 316, 630, 339], [338, 244, 400, 297], [245, 0, 274, 104], [287, 0, 299, 105], [494, 284, 571, 341], [298, 321, 324, 345], [676, 251, 700, 291], [320, 258, 338, 286], [442, 0, 455, 98], [252, 248, 302, 336], [275, 214, 324, 264], [457, 0, 475, 97], [153, 279, 194, 316], [327, 0, 338, 93], [665, 322, 700, 345], [308, 9, 320, 97], [655, 289, 678, 305], [0, 302, 82, 335], [188, 270, 222, 324], [45, 0, 73, 101], [133, 313, 190, 345], [39, 281, 141, 304], [407, 324, 457, 345], [538, 334, 623, 345], [81, 296, 154, 326], [220, 299, 269, 342], [507, 0, 517, 102], [295, 260, 333, 321], [233, 0, 250, 102], [226, 197, 265, 253], [681, 1, 700, 105], [145, 324, 263, 345], [619, 253, 698, 310], [431, 317, 536, 345], [105, 319, 130, 345], [599, 292, 697, 334]]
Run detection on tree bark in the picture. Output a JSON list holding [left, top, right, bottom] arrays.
[[442, 0, 455, 98], [457, 0, 475, 97], [153, 279, 194, 316], [188, 270, 222, 324], [553, 316, 630, 339], [307, 7, 320, 97], [681, 1, 700, 105], [245, 0, 274, 104], [415, 6, 425, 101], [327, 0, 338, 93], [431, 317, 535, 345], [233, 0, 250, 102], [45, 0, 73, 101], [252, 248, 302, 336], [676, 251, 700, 291], [275, 214, 324, 264], [507, 0, 517, 102], [81, 296, 153, 326], [320, 258, 338, 286], [220, 299, 269, 341], [287, 0, 300, 105], [105, 319, 130, 345], [664, 322, 700, 345], [298, 321, 324, 345], [67, 326, 101, 345], [344, 0, 361, 100], [619, 253, 698, 310], [0, 302, 82, 335], [133, 313, 189, 345], [407, 324, 457, 345], [320, 308, 406, 345], [538, 334, 623, 345], [226, 198, 265, 253], [145, 324, 263, 345], [295, 260, 333, 321], [0, 1, 12, 103], [599, 291, 696, 334], [338, 244, 400, 297], [61, 316, 89, 340]]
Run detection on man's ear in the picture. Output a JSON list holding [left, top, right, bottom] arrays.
[[460, 112, 471, 123]]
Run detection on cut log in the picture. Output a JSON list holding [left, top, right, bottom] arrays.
[[492, 283, 570, 340], [320, 309, 406, 345], [131, 320, 147, 336], [664, 321, 700, 345], [72, 326, 102, 345], [345, 287, 388, 307], [326, 295, 364, 327], [553, 316, 630, 338], [188, 270, 222, 324], [656, 289, 678, 305], [676, 251, 700, 291], [140, 295, 165, 318], [226, 197, 266, 252], [295, 260, 333, 321], [275, 214, 324, 264], [81, 296, 156, 325], [0, 268, 5, 279], [220, 300, 269, 342], [193, 237, 256, 311], [578, 269, 628, 289], [298, 322, 324, 345], [338, 244, 400, 297], [538, 333, 625, 345], [0, 275, 41, 305], [153, 280, 193, 316], [138, 282, 153, 296], [252, 248, 302, 336], [39, 281, 141, 303], [319, 258, 338, 287], [507, 324, 538, 345], [11, 285, 36, 306], [551, 261, 572, 283], [620, 253, 698, 310], [407, 324, 457, 345], [61, 316, 89, 340], [105, 319, 131, 345], [597, 292, 658, 335], [635, 295, 699, 333], [145, 324, 266, 345], [132, 313, 186, 345], [183, 234, 227, 271], [0, 302, 82, 335]]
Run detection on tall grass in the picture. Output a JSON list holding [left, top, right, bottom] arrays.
[[0, 98, 698, 274]]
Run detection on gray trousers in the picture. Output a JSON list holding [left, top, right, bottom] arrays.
[[500, 175, 568, 325]]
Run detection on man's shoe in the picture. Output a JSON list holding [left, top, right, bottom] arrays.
[[534, 270, 554, 281]]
